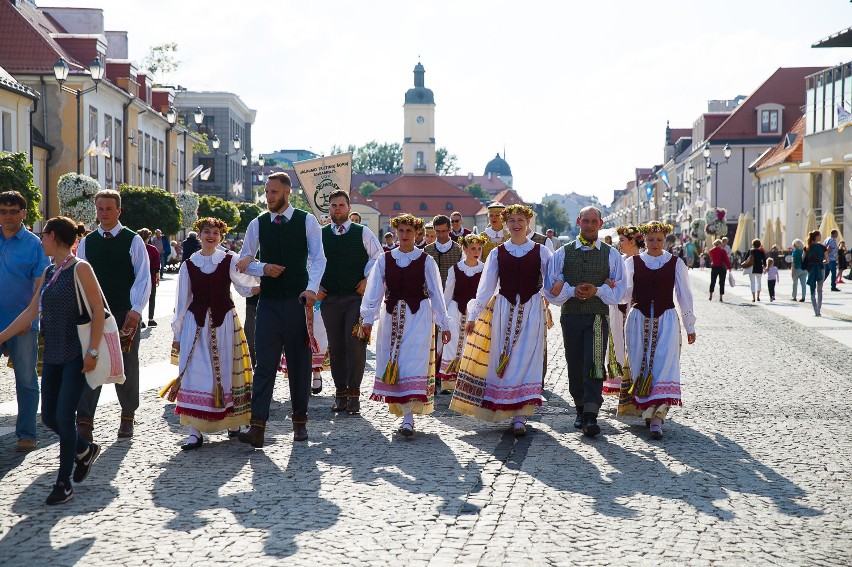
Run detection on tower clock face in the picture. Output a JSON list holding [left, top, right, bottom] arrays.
[[416, 115, 425, 124]]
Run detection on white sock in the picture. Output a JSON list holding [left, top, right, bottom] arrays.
[[186, 426, 201, 442], [403, 412, 414, 428], [313, 371, 322, 380], [512, 416, 526, 427]]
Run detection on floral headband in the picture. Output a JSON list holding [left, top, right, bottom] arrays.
[[500, 204, 534, 221], [194, 216, 229, 234], [458, 233, 488, 247], [390, 213, 424, 230], [639, 221, 674, 235], [615, 225, 642, 239]]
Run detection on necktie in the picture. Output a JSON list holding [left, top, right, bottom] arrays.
[[104, 231, 113, 239], [274, 215, 283, 225], [336, 224, 344, 234]]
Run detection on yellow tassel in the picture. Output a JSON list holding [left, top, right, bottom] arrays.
[[445, 357, 460, 376], [213, 382, 225, 408], [496, 351, 509, 378], [382, 360, 399, 385], [158, 377, 181, 402]]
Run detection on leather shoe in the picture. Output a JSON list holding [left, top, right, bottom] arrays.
[[76, 420, 94, 443], [573, 411, 583, 429], [117, 415, 134, 439], [331, 391, 348, 412], [293, 422, 308, 442], [15, 438, 37, 452], [238, 423, 265, 448], [181, 433, 203, 451], [346, 395, 360, 415], [582, 413, 600, 437]]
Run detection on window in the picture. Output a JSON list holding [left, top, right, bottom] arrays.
[[104, 115, 113, 186], [114, 119, 123, 185], [137, 129, 143, 186], [445, 201, 453, 210], [419, 202, 427, 211], [1, 110, 13, 152], [393, 201, 401, 211], [144, 134, 151, 186], [198, 114, 214, 136], [813, 173, 823, 219], [179, 150, 185, 188], [761, 109, 779, 134], [158, 140, 165, 188], [834, 170, 845, 225], [198, 158, 215, 182], [89, 106, 98, 178], [416, 151, 424, 170]]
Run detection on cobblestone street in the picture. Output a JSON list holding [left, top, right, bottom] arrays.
[[0, 273, 849, 566]]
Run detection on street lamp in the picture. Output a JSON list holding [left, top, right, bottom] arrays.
[[704, 143, 732, 208], [164, 107, 177, 192], [53, 56, 105, 173], [258, 155, 265, 167]]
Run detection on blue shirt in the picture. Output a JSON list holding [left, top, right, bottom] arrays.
[[0, 225, 50, 330], [824, 237, 838, 261]]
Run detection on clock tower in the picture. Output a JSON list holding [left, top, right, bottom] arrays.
[[403, 62, 436, 175]]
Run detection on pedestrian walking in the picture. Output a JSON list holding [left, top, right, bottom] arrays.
[[360, 214, 451, 437], [158, 230, 170, 277], [451, 205, 552, 436], [0, 191, 50, 453], [137, 228, 160, 327], [181, 231, 201, 265], [481, 202, 510, 259], [383, 232, 396, 251], [837, 240, 847, 285], [708, 238, 732, 302], [317, 190, 382, 414], [75, 189, 151, 441], [449, 211, 472, 239], [824, 229, 840, 292], [159, 217, 257, 450], [742, 239, 767, 302], [235, 171, 326, 446], [790, 239, 807, 302], [545, 206, 626, 437], [766, 258, 779, 302], [804, 230, 829, 317], [0, 217, 103, 504], [436, 233, 485, 393], [619, 221, 696, 440]]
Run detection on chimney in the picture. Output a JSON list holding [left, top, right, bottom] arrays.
[[467, 172, 473, 181], [488, 172, 492, 180]]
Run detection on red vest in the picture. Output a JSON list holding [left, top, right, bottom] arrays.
[[186, 254, 236, 328], [631, 254, 677, 318], [497, 244, 542, 305], [452, 264, 482, 313], [384, 251, 428, 314]]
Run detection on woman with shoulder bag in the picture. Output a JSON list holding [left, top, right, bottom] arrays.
[[742, 239, 766, 302], [0, 217, 104, 505], [804, 230, 829, 317]]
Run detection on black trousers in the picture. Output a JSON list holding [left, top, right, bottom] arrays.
[[77, 310, 141, 421], [768, 279, 776, 299], [147, 274, 157, 320], [244, 302, 257, 366], [709, 266, 727, 295], [560, 313, 607, 414], [321, 294, 368, 396], [252, 297, 310, 423]]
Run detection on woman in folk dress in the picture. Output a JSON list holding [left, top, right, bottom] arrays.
[[359, 214, 451, 437], [619, 221, 696, 439], [162, 218, 258, 450], [450, 204, 553, 437], [436, 233, 486, 392]]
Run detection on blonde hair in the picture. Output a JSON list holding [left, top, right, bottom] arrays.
[[767, 257, 775, 267]]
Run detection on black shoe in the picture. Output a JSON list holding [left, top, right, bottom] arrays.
[[227, 428, 240, 438], [398, 423, 415, 437], [72, 442, 101, 483], [148, 320, 158, 327], [582, 413, 600, 437], [573, 411, 583, 429], [311, 374, 323, 395], [831, 288, 841, 292], [46, 481, 73, 505], [799, 298, 805, 302], [181, 433, 203, 450]]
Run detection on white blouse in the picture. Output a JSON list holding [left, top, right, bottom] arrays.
[[625, 251, 696, 334], [443, 260, 485, 308]]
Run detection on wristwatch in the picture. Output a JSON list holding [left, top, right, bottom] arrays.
[[86, 348, 99, 360]]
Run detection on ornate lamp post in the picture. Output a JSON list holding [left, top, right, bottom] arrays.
[[704, 143, 732, 208]]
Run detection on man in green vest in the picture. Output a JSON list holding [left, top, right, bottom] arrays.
[[546, 206, 626, 437], [317, 190, 382, 415], [236, 172, 326, 446], [76, 189, 151, 440]]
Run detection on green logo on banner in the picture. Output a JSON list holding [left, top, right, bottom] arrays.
[[314, 178, 339, 214]]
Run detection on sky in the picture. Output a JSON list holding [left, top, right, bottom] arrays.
[[46, 0, 852, 205]]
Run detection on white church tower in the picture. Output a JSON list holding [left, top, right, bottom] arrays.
[[402, 62, 436, 175]]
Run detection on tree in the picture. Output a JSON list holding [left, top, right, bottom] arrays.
[[331, 141, 402, 174], [358, 181, 379, 197], [539, 200, 570, 234], [234, 202, 263, 234], [0, 152, 41, 226], [117, 185, 182, 235], [289, 191, 310, 213], [436, 147, 460, 175], [197, 195, 240, 230], [464, 182, 489, 201], [143, 42, 179, 85]]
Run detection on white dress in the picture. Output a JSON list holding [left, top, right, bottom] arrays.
[[621, 251, 696, 419], [361, 248, 451, 416], [603, 253, 632, 396], [450, 240, 552, 422], [171, 249, 258, 432], [437, 260, 485, 390]]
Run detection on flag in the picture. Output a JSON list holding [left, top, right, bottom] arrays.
[[200, 168, 212, 181], [659, 171, 670, 189], [838, 104, 852, 134], [187, 164, 204, 182], [645, 183, 654, 202], [293, 153, 353, 219], [97, 137, 111, 159], [83, 138, 98, 157]]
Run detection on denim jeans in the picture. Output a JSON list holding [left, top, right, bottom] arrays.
[[792, 268, 808, 300], [7, 329, 40, 441], [41, 355, 91, 485], [825, 260, 838, 288]]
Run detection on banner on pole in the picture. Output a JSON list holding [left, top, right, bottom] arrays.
[[293, 153, 353, 220], [645, 183, 654, 202]]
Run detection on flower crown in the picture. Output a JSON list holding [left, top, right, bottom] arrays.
[[639, 221, 674, 235], [390, 213, 424, 230], [500, 204, 534, 221], [458, 233, 488, 247], [194, 216, 229, 234], [615, 225, 642, 239]]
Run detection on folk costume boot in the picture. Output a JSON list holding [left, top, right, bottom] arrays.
[[117, 415, 134, 439], [582, 412, 601, 437], [293, 420, 308, 442], [76, 417, 94, 443], [238, 419, 266, 448], [331, 390, 348, 412], [346, 391, 361, 415]]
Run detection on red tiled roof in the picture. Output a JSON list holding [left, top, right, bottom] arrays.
[[708, 67, 825, 142], [492, 188, 526, 206], [669, 128, 691, 142], [367, 175, 485, 217], [0, 1, 84, 74], [442, 174, 509, 195], [750, 115, 805, 171]]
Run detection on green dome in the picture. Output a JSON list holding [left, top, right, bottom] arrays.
[[484, 153, 512, 176], [405, 62, 434, 104]]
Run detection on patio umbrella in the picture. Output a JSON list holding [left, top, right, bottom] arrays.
[[731, 213, 745, 253], [763, 218, 776, 250], [775, 217, 785, 249], [736, 212, 755, 254], [819, 211, 843, 242], [805, 209, 818, 236]]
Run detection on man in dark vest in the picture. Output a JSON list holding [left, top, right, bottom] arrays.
[[236, 172, 326, 446], [449, 211, 472, 239], [424, 214, 462, 393], [317, 190, 382, 415], [76, 189, 151, 440], [546, 206, 626, 437]]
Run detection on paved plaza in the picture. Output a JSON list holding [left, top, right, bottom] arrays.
[[0, 272, 850, 566]]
